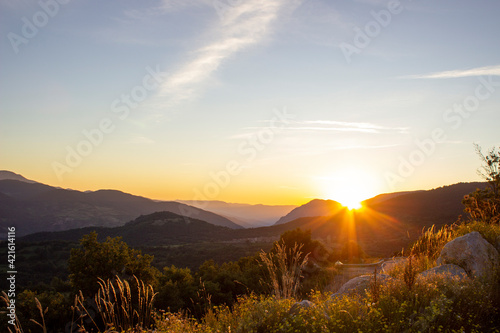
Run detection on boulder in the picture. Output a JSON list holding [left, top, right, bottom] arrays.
[[289, 300, 314, 315], [381, 257, 407, 274], [331, 274, 394, 299], [418, 264, 468, 280], [436, 232, 500, 279]]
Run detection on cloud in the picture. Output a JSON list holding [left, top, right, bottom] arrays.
[[402, 65, 500, 79], [148, 0, 303, 110], [244, 120, 408, 134], [301, 120, 408, 133]]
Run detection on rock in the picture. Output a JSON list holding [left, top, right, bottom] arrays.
[[381, 257, 407, 274], [331, 274, 394, 299], [418, 264, 468, 280], [289, 300, 314, 315], [436, 232, 500, 279]]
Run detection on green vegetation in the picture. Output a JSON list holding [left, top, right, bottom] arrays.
[[462, 144, 500, 225], [4, 220, 499, 332], [68, 232, 156, 296]]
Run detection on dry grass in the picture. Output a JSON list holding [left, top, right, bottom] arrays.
[[410, 224, 454, 260], [1, 291, 46, 333], [259, 241, 309, 300], [71, 275, 157, 332]]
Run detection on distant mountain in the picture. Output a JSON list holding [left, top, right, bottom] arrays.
[[361, 191, 417, 205], [364, 182, 487, 226], [0, 170, 36, 183], [178, 200, 297, 227], [0, 178, 242, 237], [19, 208, 412, 257], [274, 182, 486, 227], [20, 211, 236, 246], [274, 199, 344, 225], [10, 174, 491, 258]]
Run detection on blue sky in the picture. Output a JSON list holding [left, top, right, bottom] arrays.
[[1, 0, 499, 205]]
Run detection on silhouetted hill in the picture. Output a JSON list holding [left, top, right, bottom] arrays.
[[361, 191, 417, 205], [178, 200, 297, 227], [0, 179, 242, 237], [19, 208, 409, 257], [0, 170, 36, 183], [274, 199, 344, 225], [15, 180, 490, 258], [365, 182, 488, 226], [20, 211, 236, 246]]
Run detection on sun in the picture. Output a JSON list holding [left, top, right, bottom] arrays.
[[317, 168, 379, 210], [340, 196, 363, 210]]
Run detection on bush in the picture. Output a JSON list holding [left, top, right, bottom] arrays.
[[68, 232, 157, 296], [454, 220, 500, 251], [410, 224, 454, 260]]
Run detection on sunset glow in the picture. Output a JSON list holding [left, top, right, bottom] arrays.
[[319, 169, 379, 210], [1, 1, 499, 205]]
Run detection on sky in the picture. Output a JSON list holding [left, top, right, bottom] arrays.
[[1, 0, 500, 206]]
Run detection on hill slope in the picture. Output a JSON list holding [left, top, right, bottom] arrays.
[[0, 179, 242, 237], [274, 199, 344, 225], [178, 200, 297, 227], [20, 211, 237, 246], [19, 208, 410, 257], [364, 182, 487, 226], [16, 181, 489, 257], [0, 170, 36, 183]]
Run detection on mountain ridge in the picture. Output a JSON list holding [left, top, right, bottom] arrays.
[[0, 178, 242, 237]]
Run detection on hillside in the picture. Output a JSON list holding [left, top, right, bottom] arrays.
[[19, 207, 415, 257], [274, 182, 486, 227], [0, 170, 36, 183], [16, 181, 489, 257], [178, 200, 297, 227], [0, 179, 242, 237], [364, 182, 487, 226], [274, 199, 344, 225], [19, 211, 237, 246]]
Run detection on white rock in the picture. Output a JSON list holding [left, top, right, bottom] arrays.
[[418, 264, 468, 280], [331, 274, 394, 299], [436, 231, 500, 279], [289, 300, 314, 315], [381, 257, 407, 274]]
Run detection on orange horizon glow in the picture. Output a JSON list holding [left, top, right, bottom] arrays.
[[1, 165, 481, 207]]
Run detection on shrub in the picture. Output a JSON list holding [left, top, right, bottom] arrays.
[[73, 275, 156, 332], [410, 224, 454, 260], [259, 241, 309, 300]]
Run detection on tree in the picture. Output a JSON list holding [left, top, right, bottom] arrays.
[[274, 228, 330, 265], [463, 144, 500, 224], [155, 265, 197, 313], [68, 232, 156, 295], [340, 240, 365, 263], [474, 143, 500, 197]]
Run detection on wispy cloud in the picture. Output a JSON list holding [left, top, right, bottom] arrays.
[[229, 119, 408, 141], [402, 65, 500, 79], [148, 0, 302, 110], [244, 120, 408, 135], [301, 120, 408, 133]]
